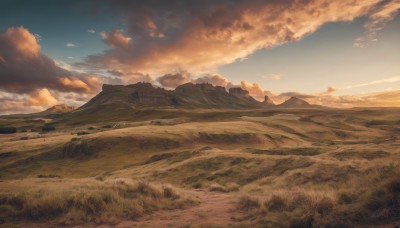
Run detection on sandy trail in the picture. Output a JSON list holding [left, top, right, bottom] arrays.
[[99, 190, 249, 228]]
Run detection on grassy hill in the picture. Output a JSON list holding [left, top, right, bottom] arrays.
[[0, 107, 399, 227]]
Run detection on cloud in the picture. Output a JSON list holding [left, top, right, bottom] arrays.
[[326, 86, 337, 94], [342, 77, 400, 89], [0, 88, 60, 114], [0, 26, 40, 58], [107, 69, 125, 77], [263, 73, 283, 80], [0, 26, 101, 94], [354, 0, 400, 47], [0, 26, 105, 114], [65, 42, 76, 48], [124, 72, 153, 84], [240, 81, 265, 100], [100, 30, 131, 49], [192, 74, 231, 87], [156, 72, 191, 88], [267, 86, 400, 108], [26, 88, 58, 106], [34, 33, 42, 42], [88, 29, 96, 33], [81, 0, 392, 76]]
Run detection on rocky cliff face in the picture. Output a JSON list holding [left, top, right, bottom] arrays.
[[229, 88, 250, 97], [129, 83, 171, 106], [81, 82, 266, 110], [41, 104, 77, 114]]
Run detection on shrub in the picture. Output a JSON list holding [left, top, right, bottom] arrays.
[[289, 216, 314, 228], [337, 190, 357, 204], [101, 125, 112, 129], [77, 131, 89, 136], [238, 195, 261, 211], [88, 127, 96, 130], [192, 183, 202, 189], [20, 136, 29, 140], [163, 186, 179, 199], [0, 127, 17, 134], [70, 137, 81, 142], [315, 197, 334, 216], [42, 125, 56, 132], [208, 183, 227, 192], [37, 174, 61, 178], [266, 195, 286, 212]]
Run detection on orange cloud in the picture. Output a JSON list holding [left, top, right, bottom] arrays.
[[100, 30, 132, 49], [193, 74, 231, 87], [26, 88, 58, 106], [0, 26, 40, 58], [59, 77, 91, 93], [156, 72, 191, 88], [240, 81, 265, 100], [84, 0, 390, 76]]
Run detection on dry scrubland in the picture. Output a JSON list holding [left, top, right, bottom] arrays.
[[0, 108, 400, 227]]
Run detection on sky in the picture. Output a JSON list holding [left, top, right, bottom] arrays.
[[0, 0, 399, 114]]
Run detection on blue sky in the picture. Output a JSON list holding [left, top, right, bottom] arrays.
[[219, 17, 400, 95]]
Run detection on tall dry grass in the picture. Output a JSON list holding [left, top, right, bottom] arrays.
[[0, 178, 196, 225], [238, 175, 400, 227]]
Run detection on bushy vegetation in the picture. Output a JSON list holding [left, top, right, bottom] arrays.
[[0, 179, 195, 225], [42, 125, 56, 132], [77, 131, 90, 136], [0, 127, 17, 134], [237, 176, 400, 227]]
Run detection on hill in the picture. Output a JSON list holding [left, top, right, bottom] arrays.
[[277, 96, 320, 108], [39, 104, 77, 114], [81, 82, 264, 109]]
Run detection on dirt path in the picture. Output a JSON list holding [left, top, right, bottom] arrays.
[[101, 190, 250, 228]]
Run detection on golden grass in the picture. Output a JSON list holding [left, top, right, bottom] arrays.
[[0, 178, 197, 225], [0, 108, 399, 226]]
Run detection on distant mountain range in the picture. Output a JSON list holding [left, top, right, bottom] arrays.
[[0, 82, 323, 123], [76, 82, 319, 111]]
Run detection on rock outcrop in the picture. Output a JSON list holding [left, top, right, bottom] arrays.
[[42, 104, 77, 114], [81, 82, 264, 110], [129, 83, 171, 106], [229, 88, 250, 97], [263, 96, 275, 105], [77, 83, 323, 117]]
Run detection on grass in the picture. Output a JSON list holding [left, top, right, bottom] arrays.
[[0, 178, 196, 225], [249, 147, 323, 156], [237, 169, 400, 227], [0, 107, 399, 226], [332, 150, 389, 161]]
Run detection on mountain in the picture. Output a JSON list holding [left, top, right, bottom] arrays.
[[63, 83, 326, 124], [40, 104, 77, 114], [63, 82, 270, 123], [80, 82, 265, 110], [277, 97, 318, 108]]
